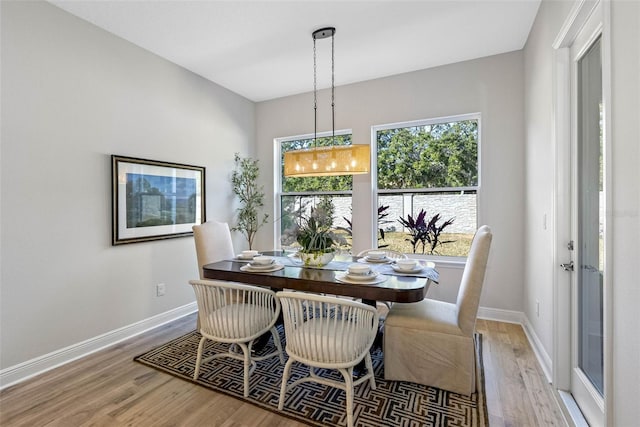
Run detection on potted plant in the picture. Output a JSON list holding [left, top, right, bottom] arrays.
[[230, 153, 268, 249], [295, 207, 337, 267]]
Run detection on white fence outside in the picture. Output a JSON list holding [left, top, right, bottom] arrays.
[[330, 193, 477, 234]]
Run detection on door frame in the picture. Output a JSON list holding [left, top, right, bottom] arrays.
[[552, 0, 613, 425]]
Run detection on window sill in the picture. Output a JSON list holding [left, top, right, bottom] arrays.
[[409, 254, 467, 269]]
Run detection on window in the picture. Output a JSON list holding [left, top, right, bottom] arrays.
[[374, 114, 479, 257], [276, 131, 353, 250]]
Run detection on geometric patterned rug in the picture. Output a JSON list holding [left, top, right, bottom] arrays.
[[134, 327, 487, 427]]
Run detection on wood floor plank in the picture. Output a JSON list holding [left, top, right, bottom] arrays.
[[507, 323, 566, 426], [476, 319, 506, 426], [0, 314, 567, 426], [478, 320, 546, 427]]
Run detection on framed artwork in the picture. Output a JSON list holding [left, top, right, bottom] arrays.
[[111, 155, 205, 245]]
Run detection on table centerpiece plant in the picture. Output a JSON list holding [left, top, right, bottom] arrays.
[[295, 209, 337, 267]]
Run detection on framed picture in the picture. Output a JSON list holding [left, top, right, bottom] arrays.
[[111, 155, 205, 245]]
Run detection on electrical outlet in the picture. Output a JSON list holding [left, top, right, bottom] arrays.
[[156, 283, 166, 297], [536, 300, 540, 317]]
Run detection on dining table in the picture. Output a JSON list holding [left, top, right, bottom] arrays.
[[202, 250, 439, 306]]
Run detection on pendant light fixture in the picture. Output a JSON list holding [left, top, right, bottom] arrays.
[[283, 27, 370, 178]]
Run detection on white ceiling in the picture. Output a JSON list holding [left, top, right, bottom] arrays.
[[49, 0, 541, 102]]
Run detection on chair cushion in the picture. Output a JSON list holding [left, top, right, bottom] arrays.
[[385, 299, 466, 337], [203, 304, 274, 339]]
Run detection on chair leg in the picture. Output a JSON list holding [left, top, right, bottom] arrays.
[[339, 368, 355, 427], [364, 353, 376, 390], [193, 336, 206, 380], [236, 342, 251, 398], [278, 358, 294, 410]]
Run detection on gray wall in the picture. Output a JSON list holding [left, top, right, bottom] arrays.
[[256, 52, 526, 312], [609, 2, 640, 422], [524, 0, 640, 423], [522, 0, 575, 372], [0, 1, 254, 369]]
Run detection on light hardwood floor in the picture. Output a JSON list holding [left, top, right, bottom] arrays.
[[0, 314, 566, 426], [476, 319, 567, 427]]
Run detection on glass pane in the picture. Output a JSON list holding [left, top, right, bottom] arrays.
[[376, 120, 478, 190], [577, 36, 604, 396], [375, 118, 478, 257], [280, 194, 352, 250], [378, 191, 476, 256]]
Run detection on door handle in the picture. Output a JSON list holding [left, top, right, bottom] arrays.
[[560, 261, 575, 271]]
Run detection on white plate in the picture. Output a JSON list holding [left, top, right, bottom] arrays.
[[358, 256, 390, 264], [391, 264, 424, 274], [345, 271, 379, 281], [245, 262, 276, 270], [335, 272, 387, 285], [236, 253, 261, 260], [250, 258, 275, 267], [240, 263, 284, 273]]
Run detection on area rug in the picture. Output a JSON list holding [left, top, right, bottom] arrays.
[[134, 327, 487, 427]]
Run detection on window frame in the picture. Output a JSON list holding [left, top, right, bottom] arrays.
[[371, 113, 481, 260], [274, 129, 353, 250]]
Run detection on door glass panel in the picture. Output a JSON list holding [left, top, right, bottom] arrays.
[[577, 36, 603, 396]]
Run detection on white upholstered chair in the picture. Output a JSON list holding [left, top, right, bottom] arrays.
[[383, 225, 492, 395], [356, 248, 408, 261], [189, 279, 284, 397], [277, 292, 379, 427], [192, 221, 235, 279]]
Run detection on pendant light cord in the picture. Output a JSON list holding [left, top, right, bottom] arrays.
[[311, 27, 336, 150], [313, 35, 317, 149], [331, 31, 335, 144]]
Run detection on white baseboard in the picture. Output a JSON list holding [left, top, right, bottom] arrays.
[[1, 303, 554, 393], [477, 306, 525, 324], [521, 315, 553, 383], [0, 302, 197, 391]]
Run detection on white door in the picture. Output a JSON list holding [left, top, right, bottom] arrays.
[[556, 2, 607, 425], [571, 31, 605, 427]]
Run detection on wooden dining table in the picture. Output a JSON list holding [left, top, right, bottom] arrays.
[[202, 251, 438, 306]]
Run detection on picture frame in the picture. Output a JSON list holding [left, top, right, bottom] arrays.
[[111, 155, 205, 245]]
